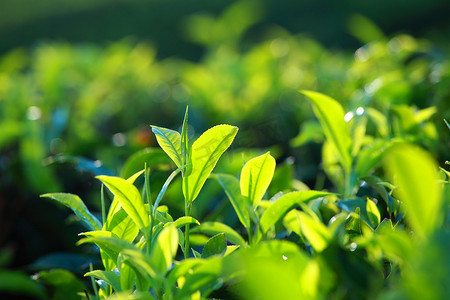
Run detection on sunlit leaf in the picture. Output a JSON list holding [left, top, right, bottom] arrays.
[[260, 191, 332, 233], [297, 211, 331, 252], [240, 151, 276, 207], [202, 233, 227, 258], [78, 231, 136, 265], [151, 224, 178, 275], [211, 173, 250, 229], [41, 193, 102, 231], [97, 175, 150, 233], [105, 209, 139, 243], [165, 216, 200, 229], [366, 198, 380, 228], [301, 90, 352, 172], [184, 124, 238, 202], [191, 221, 245, 246], [383, 143, 443, 238], [85, 270, 122, 292], [151, 126, 182, 167], [107, 170, 145, 221]]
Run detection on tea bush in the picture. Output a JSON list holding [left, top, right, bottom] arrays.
[[0, 7, 449, 298]]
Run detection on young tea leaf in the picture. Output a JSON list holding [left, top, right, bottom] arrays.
[[297, 211, 331, 252], [183, 124, 238, 202], [85, 270, 122, 292], [165, 216, 200, 229], [78, 231, 136, 265], [105, 209, 139, 243], [260, 191, 332, 234], [212, 173, 250, 229], [107, 169, 145, 221], [41, 193, 102, 231], [97, 175, 149, 233], [383, 143, 443, 238], [366, 198, 381, 228], [191, 221, 246, 246], [301, 90, 352, 172], [151, 126, 183, 167], [151, 224, 179, 275], [202, 233, 227, 258], [240, 151, 276, 207]]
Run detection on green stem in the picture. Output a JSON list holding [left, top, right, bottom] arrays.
[[145, 165, 153, 255], [184, 202, 191, 259], [248, 223, 253, 246], [100, 185, 106, 226], [89, 263, 99, 299]]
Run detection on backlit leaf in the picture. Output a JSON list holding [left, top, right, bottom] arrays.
[[97, 175, 149, 233], [297, 212, 331, 252], [260, 191, 332, 234], [191, 221, 245, 246], [151, 224, 179, 275], [85, 270, 122, 292], [384, 143, 443, 238], [366, 198, 381, 228], [240, 151, 276, 207], [78, 231, 136, 265], [151, 126, 182, 168], [184, 125, 238, 202], [301, 90, 352, 172], [212, 173, 250, 229], [202, 233, 227, 258], [41, 193, 102, 231]]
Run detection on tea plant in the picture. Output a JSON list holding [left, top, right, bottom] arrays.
[[30, 100, 448, 299]]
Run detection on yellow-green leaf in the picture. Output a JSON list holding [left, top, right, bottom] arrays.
[[240, 151, 276, 207], [97, 175, 149, 233], [383, 143, 443, 239], [184, 124, 238, 202], [151, 126, 182, 167], [301, 90, 352, 172]]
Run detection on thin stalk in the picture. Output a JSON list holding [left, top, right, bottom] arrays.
[[145, 165, 153, 255], [184, 201, 191, 259], [89, 263, 99, 299], [100, 185, 106, 226]]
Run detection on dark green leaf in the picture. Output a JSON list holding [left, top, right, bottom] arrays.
[[202, 233, 227, 258]]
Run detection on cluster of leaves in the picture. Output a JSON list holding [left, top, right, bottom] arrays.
[[4, 98, 447, 299]]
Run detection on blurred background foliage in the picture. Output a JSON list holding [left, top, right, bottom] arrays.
[[0, 0, 449, 298]]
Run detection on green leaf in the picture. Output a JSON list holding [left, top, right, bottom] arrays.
[[78, 231, 136, 265], [366, 107, 388, 137], [119, 249, 158, 286], [240, 151, 276, 207], [105, 209, 139, 243], [181, 106, 190, 167], [297, 211, 331, 252], [191, 221, 245, 246], [0, 270, 45, 299], [151, 126, 182, 168], [165, 216, 200, 229], [384, 143, 443, 238], [260, 191, 332, 233], [107, 170, 145, 221], [366, 198, 380, 228], [41, 193, 102, 231], [184, 124, 238, 202], [212, 173, 250, 229], [34, 269, 85, 300], [202, 233, 227, 258], [85, 270, 122, 292], [301, 90, 352, 172], [97, 175, 149, 233], [151, 224, 179, 275]]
